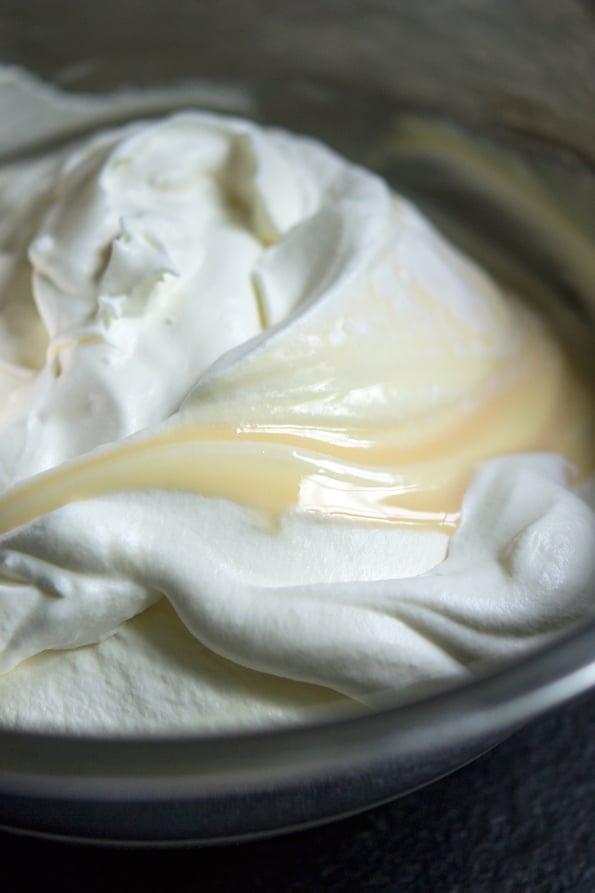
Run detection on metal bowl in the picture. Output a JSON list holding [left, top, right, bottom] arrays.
[[0, 0, 594, 845]]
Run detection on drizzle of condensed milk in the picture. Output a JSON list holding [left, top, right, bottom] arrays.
[[1, 298, 593, 537]]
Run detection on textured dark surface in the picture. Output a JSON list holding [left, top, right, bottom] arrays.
[[1, 689, 594, 892]]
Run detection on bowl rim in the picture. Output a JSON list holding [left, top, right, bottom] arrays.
[[1, 609, 594, 801]]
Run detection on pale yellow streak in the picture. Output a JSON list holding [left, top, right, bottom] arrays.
[[0, 312, 593, 537]]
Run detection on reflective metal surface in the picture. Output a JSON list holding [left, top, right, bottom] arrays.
[[1, 0, 594, 159], [2, 623, 595, 844]]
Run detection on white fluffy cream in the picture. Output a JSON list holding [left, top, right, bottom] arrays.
[[0, 95, 594, 733]]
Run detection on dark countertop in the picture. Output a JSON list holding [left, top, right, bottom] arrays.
[[2, 689, 594, 892]]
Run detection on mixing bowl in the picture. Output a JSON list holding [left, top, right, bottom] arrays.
[[0, 0, 594, 845]]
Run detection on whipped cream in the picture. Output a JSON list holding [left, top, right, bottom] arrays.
[[0, 98, 594, 732]]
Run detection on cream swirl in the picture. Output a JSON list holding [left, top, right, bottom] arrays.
[[0, 109, 594, 731]]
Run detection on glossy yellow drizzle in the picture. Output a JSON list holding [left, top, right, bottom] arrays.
[[0, 308, 593, 538]]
